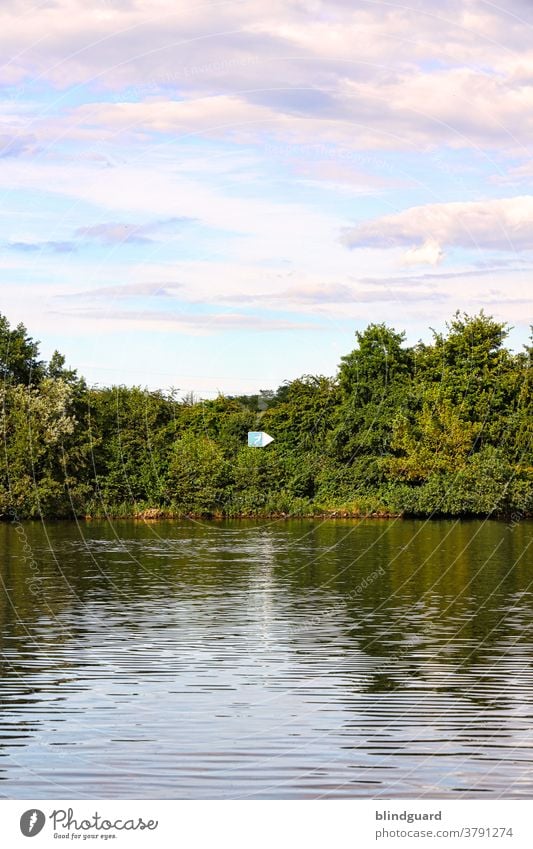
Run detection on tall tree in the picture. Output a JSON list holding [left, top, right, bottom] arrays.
[[0, 314, 45, 386]]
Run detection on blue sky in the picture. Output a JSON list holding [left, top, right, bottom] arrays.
[[1, 0, 532, 396]]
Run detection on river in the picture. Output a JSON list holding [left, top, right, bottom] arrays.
[[0, 518, 531, 799]]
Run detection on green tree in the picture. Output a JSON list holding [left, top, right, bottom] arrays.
[[165, 433, 230, 514], [0, 314, 45, 386], [331, 324, 413, 460], [0, 378, 88, 517]]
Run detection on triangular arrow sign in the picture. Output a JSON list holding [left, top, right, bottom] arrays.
[[248, 431, 274, 447]]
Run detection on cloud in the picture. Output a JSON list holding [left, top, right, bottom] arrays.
[[289, 157, 405, 191], [64, 281, 182, 299], [7, 240, 77, 253], [54, 307, 323, 334], [341, 195, 533, 260], [0, 132, 37, 158], [75, 216, 192, 244], [75, 222, 153, 245], [358, 263, 533, 283], [401, 239, 444, 267], [493, 161, 533, 186], [215, 282, 448, 306], [6, 218, 193, 256], [66, 64, 533, 153], [5, 1, 533, 156], [46, 257, 530, 332]]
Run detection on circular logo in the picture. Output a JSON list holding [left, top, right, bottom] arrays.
[[20, 810, 46, 837]]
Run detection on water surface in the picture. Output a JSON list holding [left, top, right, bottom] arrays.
[[0, 518, 532, 799]]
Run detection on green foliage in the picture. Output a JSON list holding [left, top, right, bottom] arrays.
[[0, 378, 89, 517], [166, 433, 230, 514], [261, 375, 338, 450], [0, 315, 45, 385], [86, 385, 178, 509], [0, 310, 531, 519], [332, 324, 413, 460], [227, 445, 289, 514], [388, 389, 481, 481]]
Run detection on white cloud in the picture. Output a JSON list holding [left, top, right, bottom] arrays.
[[52, 307, 323, 335], [493, 160, 533, 186], [402, 239, 444, 266], [56, 64, 533, 154], [3, 1, 533, 154], [342, 195, 533, 257]]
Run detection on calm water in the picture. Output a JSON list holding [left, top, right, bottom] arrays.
[[0, 518, 532, 799]]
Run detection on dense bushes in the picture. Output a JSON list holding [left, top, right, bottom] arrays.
[[0, 310, 531, 519]]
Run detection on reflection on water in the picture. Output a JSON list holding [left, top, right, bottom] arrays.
[[0, 518, 532, 799]]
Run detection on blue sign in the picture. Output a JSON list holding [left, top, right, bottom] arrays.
[[247, 431, 274, 448]]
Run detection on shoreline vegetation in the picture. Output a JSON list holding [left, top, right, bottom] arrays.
[[89, 507, 403, 521], [88, 510, 521, 522], [0, 310, 531, 522]]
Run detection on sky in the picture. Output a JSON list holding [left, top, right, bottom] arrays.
[[1, 0, 532, 396]]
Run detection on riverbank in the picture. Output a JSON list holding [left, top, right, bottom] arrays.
[[82, 505, 529, 521], [3, 502, 530, 522]]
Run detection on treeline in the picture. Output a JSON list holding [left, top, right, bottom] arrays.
[[0, 311, 531, 520]]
